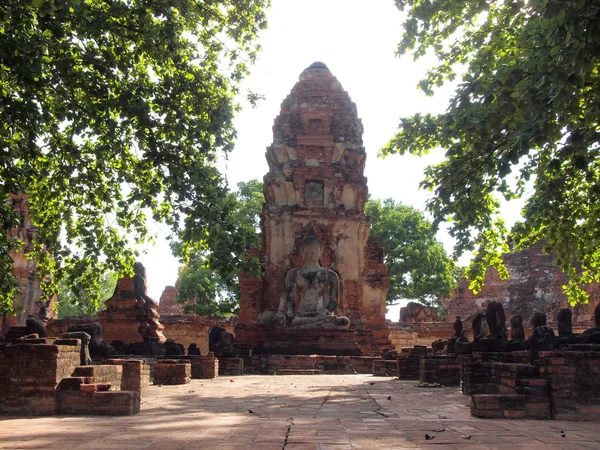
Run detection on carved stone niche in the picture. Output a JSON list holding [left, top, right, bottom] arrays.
[[304, 182, 324, 207], [307, 118, 324, 135]]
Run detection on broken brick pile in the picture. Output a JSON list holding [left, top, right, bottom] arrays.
[[153, 360, 191, 385]]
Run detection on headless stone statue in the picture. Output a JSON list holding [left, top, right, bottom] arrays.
[[555, 308, 578, 347], [459, 312, 487, 354], [479, 301, 508, 352], [485, 301, 508, 340], [281, 235, 350, 331], [25, 300, 51, 337], [446, 316, 467, 353], [528, 312, 555, 359], [188, 343, 201, 356], [511, 315, 525, 341], [581, 303, 600, 344], [62, 331, 92, 365], [68, 322, 114, 358], [208, 326, 235, 357], [507, 314, 526, 351]]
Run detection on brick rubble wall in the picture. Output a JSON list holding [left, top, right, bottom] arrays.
[[0, 339, 80, 414]]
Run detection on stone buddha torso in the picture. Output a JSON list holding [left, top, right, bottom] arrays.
[[280, 236, 350, 331]]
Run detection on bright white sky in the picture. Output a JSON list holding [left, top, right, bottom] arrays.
[[139, 0, 524, 320]]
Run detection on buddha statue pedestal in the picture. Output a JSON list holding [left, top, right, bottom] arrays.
[[248, 330, 362, 356]]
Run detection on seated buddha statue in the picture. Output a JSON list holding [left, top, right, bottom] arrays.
[[279, 235, 350, 331]]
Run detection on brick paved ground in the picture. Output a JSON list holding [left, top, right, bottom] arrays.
[[1, 375, 599, 449]]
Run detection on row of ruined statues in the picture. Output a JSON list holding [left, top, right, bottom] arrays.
[[434, 301, 600, 357]]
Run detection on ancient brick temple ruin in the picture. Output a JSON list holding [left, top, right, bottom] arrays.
[[235, 62, 391, 357], [0, 194, 55, 332]]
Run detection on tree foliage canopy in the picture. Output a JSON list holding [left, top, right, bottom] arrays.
[[0, 0, 269, 313], [175, 179, 263, 316], [366, 198, 457, 307], [56, 270, 116, 318], [381, 0, 600, 304]]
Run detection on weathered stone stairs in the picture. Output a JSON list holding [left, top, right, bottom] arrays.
[[55, 364, 140, 415]]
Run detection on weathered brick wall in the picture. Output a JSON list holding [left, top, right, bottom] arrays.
[[46, 315, 97, 338], [388, 322, 454, 350], [399, 302, 441, 323], [72, 365, 122, 390], [470, 360, 552, 419], [443, 241, 600, 327], [0, 338, 80, 414], [4, 193, 53, 329], [373, 359, 398, 377], [419, 356, 461, 386], [244, 355, 379, 375], [160, 316, 236, 354], [537, 350, 600, 421]]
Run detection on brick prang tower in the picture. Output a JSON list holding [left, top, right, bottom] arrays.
[[235, 62, 392, 355]]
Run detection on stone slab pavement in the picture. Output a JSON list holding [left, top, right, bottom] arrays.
[[1, 375, 599, 449]]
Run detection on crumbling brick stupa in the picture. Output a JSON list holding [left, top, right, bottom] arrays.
[[235, 62, 392, 355]]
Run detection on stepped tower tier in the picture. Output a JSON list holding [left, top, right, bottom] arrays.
[[235, 62, 391, 355]]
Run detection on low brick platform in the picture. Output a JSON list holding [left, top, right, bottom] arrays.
[[218, 358, 244, 376], [154, 360, 191, 385], [537, 350, 600, 421], [461, 351, 530, 395], [471, 362, 551, 419], [102, 359, 150, 396], [72, 365, 123, 390], [373, 359, 398, 377], [419, 356, 461, 386], [0, 338, 80, 415], [56, 390, 140, 415], [242, 330, 363, 356], [397, 346, 431, 380], [190, 356, 219, 379]]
